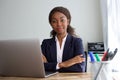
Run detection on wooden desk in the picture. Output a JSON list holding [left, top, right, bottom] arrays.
[[0, 72, 91, 80]]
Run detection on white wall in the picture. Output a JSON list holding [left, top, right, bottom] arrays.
[[0, 0, 103, 51]]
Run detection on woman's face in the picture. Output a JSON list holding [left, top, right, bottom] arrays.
[[50, 12, 69, 35]]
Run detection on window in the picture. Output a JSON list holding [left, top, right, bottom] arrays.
[[100, 0, 120, 71], [108, 0, 120, 71]]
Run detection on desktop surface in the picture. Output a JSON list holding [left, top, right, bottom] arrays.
[[0, 72, 92, 80]]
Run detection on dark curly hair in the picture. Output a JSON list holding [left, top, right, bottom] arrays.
[[49, 6, 77, 37]]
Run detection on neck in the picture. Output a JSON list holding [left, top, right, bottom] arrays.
[[57, 33, 67, 41], [56, 33, 67, 49]]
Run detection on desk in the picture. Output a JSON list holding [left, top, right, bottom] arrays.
[[0, 73, 91, 80]]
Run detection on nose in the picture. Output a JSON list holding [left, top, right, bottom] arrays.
[[57, 21, 61, 27]]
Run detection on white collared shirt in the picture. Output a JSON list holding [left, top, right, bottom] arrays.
[[55, 34, 67, 69]]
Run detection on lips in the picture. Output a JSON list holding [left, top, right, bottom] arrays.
[[56, 28, 63, 32]]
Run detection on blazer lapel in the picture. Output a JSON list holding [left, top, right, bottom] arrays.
[[62, 34, 72, 61], [49, 38, 57, 62]]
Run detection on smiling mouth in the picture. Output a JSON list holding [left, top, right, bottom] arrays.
[[57, 28, 63, 31]]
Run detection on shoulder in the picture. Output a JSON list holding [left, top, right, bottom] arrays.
[[42, 37, 55, 45], [73, 36, 82, 41], [68, 34, 82, 43]]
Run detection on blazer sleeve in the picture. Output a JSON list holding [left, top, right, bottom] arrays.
[[74, 38, 85, 72], [41, 39, 57, 71]]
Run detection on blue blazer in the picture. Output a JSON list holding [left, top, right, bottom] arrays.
[[41, 34, 85, 72]]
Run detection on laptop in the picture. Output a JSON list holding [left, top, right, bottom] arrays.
[[0, 38, 58, 78]]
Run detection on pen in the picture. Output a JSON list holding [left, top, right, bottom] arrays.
[[94, 53, 100, 62], [110, 48, 118, 60], [107, 51, 113, 60], [89, 51, 95, 62], [102, 48, 109, 61]]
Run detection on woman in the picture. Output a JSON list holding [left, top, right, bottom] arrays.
[[41, 6, 85, 72]]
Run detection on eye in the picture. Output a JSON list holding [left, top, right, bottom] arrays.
[[61, 19, 65, 22], [51, 19, 57, 23]]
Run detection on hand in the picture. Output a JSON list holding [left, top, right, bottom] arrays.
[[75, 55, 85, 63], [59, 55, 85, 68], [42, 54, 48, 63]]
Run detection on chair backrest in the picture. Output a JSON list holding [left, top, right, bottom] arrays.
[[84, 51, 88, 72]]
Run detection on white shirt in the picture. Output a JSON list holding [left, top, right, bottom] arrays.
[[55, 34, 67, 69]]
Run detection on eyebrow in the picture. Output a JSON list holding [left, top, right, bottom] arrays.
[[52, 16, 66, 20], [60, 16, 66, 19]]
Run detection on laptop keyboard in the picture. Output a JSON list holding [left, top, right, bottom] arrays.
[[45, 71, 55, 75], [45, 71, 58, 76]]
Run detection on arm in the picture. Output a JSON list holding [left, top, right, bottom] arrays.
[[58, 55, 85, 68], [42, 54, 85, 69], [42, 53, 57, 71], [42, 53, 58, 71], [41, 39, 58, 71]]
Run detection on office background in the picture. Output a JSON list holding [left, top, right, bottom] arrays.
[[0, 0, 103, 51]]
